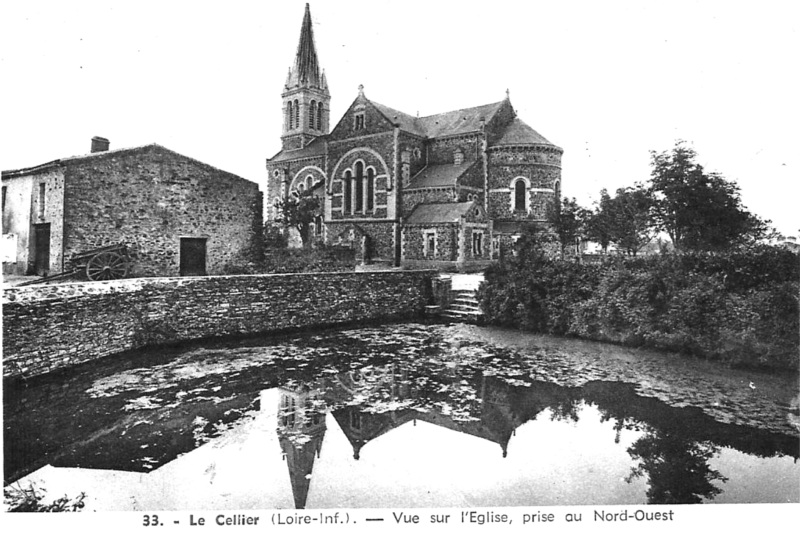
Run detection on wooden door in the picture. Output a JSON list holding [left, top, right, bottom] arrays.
[[179, 238, 207, 276], [33, 223, 51, 276]]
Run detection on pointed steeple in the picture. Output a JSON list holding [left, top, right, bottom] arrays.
[[280, 3, 331, 151], [287, 3, 323, 89]]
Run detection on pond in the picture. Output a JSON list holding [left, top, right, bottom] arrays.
[[3, 322, 799, 510]]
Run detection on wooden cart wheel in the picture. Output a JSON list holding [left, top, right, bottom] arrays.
[[85, 251, 130, 281]]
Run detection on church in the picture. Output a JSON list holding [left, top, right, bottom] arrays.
[[266, 4, 562, 271]]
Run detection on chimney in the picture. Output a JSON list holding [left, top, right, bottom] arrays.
[[91, 136, 110, 153]]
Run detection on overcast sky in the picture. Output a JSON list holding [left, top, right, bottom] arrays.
[[2, 0, 797, 235]]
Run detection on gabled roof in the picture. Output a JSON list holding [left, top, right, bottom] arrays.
[[405, 202, 478, 224], [368, 98, 507, 139], [269, 136, 326, 163], [493, 117, 555, 147], [2, 143, 254, 185], [370, 101, 426, 137], [417, 100, 506, 138], [407, 161, 475, 189]]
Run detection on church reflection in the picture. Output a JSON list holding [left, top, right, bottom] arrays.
[[274, 363, 799, 509]]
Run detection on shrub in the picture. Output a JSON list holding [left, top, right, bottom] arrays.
[[479, 243, 799, 370]]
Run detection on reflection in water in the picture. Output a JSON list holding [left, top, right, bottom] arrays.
[[4, 323, 799, 509]]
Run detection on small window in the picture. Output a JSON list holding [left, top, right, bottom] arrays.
[[423, 230, 436, 258], [38, 182, 46, 219], [306, 175, 313, 190], [453, 149, 464, 166], [472, 230, 483, 256], [354, 112, 365, 130], [514, 180, 527, 213]]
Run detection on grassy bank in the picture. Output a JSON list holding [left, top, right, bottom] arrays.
[[478, 243, 799, 370]]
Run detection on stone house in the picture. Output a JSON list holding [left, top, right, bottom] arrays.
[[266, 4, 563, 271], [2, 138, 262, 278]]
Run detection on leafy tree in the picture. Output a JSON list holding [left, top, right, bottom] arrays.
[[586, 189, 614, 253], [275, 190, 321, 248], [649, 141, 772, 251], [607, 184, 656, 255], [548, 197, 591, 257]]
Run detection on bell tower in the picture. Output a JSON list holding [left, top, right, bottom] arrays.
[[282, 3, 330, 151]]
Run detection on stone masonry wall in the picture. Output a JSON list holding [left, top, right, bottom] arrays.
[[2, 270, 435, 380], [62, 146, 262, 277]]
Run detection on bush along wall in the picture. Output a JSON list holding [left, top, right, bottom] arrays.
[[477, 244, 800, 370]]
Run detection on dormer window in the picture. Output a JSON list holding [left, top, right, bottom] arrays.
[[453, 149, 464, 166], [354, 112, 365, 130]]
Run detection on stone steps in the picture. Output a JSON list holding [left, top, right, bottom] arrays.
[[441, 289, 483, 323]]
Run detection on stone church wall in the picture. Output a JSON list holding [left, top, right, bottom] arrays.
[[62, 146, 262, 277], [2, 270, 435, 380]]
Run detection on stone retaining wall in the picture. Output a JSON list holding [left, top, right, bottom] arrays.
[[2, 270, 435, 379]]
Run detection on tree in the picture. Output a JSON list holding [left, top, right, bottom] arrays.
[[649, 141, 771, 251], [606, 184, 655, 255], [586, 189, 614, 253], [275, 190, 321, 248], [548, 197, 591, 257]]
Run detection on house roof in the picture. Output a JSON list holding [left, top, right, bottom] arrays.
[[493, 117, 555, 147], [407, 161, 475, 189], [405, 202, 477, 224], [2, 143, 254, 185], [269, 136, 326, 163]]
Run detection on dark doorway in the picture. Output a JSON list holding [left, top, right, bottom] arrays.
[[32, 223, 51, 276], [180, 238, 207, 276]]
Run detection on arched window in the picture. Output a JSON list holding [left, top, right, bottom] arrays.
[[344, 170, 352, 214], [514, 180, 527, 213], [317, 102, 323, 130], [366, 168, 375, 212], [355, 162, 364, 213], [287, 101, 293, 129], [306, 175, 313, 190], [554, 180, 561, 202], [309, 100, 316, 129], [294, 99, 299, 128]]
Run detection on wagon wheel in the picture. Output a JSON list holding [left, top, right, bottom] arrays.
[[85, 251, 130, 281]]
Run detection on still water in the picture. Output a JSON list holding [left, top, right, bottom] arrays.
[[4, 323, 799, 510]]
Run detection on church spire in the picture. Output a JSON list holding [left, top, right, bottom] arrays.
[[287, 3, 323, 89], [280, 3, 330, 151]]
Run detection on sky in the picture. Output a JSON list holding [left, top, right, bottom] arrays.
[[1, 0, 798, 236]]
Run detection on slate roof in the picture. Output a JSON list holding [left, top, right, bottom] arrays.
[[407, 161, 475, 189], [269, 136, 326, 163], [371, 101, 426, 137], [405, 202, 477, 224], [417, 100, 506, 138], [369, 99, 507, 139], [493, 117, 554, 147]]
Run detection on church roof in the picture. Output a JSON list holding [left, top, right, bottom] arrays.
[[407, 161, 475, 189], [405, 202, 477, 224], [370, 101, 427, 137], [418, 100, 506, 138], [269, 136, 326, 163], [493, 117, 554, 147], [285, 4, 326, 91], [368, 98, 507, 139]]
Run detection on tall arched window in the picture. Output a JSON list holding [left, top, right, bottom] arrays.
[[514, 180, 527, 213], [309, 100, 316, 129], [554, 180, 561, 202], [287, 101, 294, 129], [294, 99, 299, 128], [355, 162, 364, 213], [306, 175, 313, 190], [366, 168, 375, 212], [317, 102, 323, 130], [344, 170, 352, 214]]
